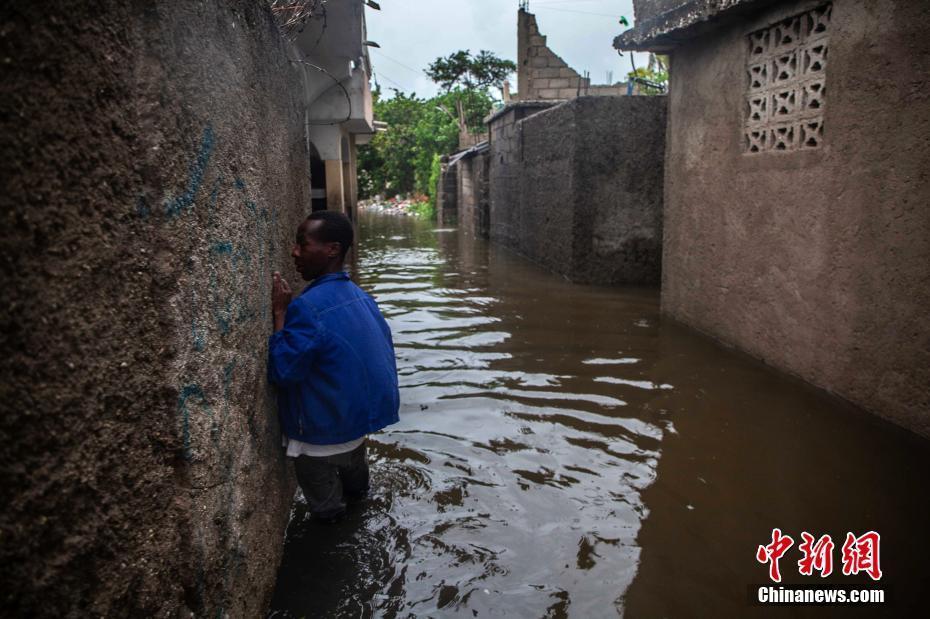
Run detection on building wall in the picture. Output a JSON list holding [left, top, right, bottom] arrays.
[[517, 10, 627, 101], [488, 103, 555, 249], [488, 98, 666, 284], [661, 0, 930, 436], [436, 161, 458, 227], [0, 1, 308, 615], [633, 0, 692, 22], [457, 157, 477, 235], [572, 97, 667, 283], [456, 151, 492, 239], [475, 152, 492, 238], [518, 105, 580, 274], [488, 107, 523, 248]]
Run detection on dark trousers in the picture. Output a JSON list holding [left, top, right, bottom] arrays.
[[293, 441, 369, 519]]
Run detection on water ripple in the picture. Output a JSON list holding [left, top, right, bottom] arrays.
[[271, 214, 669, 617]]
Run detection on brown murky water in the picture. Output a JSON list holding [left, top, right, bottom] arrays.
[[269, 211, 930, 618]]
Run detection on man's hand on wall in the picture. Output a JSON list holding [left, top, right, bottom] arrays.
[[272, 272, 292, 332]]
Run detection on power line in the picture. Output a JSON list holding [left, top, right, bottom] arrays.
[[370, 48, 422, 75], [375, 70, 412, 93]]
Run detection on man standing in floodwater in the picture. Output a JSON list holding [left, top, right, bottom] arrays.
[[268, 210, 400, 521]]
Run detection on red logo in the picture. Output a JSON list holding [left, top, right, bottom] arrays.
[[798, 532, 834, 577], [841, 531, 882, 581], [757, 530, 882, 582], [756, 528, 794, 583]]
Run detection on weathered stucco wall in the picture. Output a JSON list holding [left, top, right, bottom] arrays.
[[571, 97, 667, 283], [634, 0, 688, 17], [456, 151, 492, 238], [436, 160, 458, 227], [0, 1, 308, 615], [488, 97, 666, 284], [517, 105, 579, 275], [661, 0, 930, 436], [488, 102, 556, 250], [619, 0, 784, 51]]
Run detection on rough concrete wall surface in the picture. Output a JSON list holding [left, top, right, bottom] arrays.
[[489, 109, 524, 248], [517, 104, 578, 275], [488, 103, 556, 248], [437, 163, 458, 227], [633, 0, 694, 22], [456, 152, 492, 239], [457, 158, 477, 235], [476, 151, 492, 239], [618, 0, 782, 50], [489, 97, 665, 284], [0, 1, 308, 616], [573, 97, 666, 284], [661, 0, 930, 436]]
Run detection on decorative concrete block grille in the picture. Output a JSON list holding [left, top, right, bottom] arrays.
[[744, 4, 830, 153]]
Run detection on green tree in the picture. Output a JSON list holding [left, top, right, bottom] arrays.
[[358, 87, 494, 200], [426, 49, 516, 93], [357, 49, 508, 211]]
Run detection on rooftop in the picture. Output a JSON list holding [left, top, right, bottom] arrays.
[[614, 0, 782, 52]]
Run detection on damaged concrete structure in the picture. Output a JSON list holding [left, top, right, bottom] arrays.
[[0, 0, 375, 616], [616, 0, 930, 436], [438, 8, 667, 285], [517, 8, 628, 101]]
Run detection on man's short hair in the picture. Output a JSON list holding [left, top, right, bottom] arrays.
[[306, 210, 354, 258]]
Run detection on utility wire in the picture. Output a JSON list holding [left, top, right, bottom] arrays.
[[370, 48, 422, 75], [375, 71, 412, 93]]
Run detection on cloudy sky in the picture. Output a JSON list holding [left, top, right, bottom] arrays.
[[364, 0, 649, 98]]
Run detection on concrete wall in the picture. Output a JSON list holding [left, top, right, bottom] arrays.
[[488, 103, 555, 250], [456, 151, 492, 238], [572, 97, 667, 283], [517, 10, 627, 101], [436, 161, 459, 227], [660, 0, 930, 436], [0, 1, 308, 615], [633, 0, 692, 22], [488, 97, 666, 284]]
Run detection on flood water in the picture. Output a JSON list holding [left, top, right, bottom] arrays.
[[269, 210, 930, 618]]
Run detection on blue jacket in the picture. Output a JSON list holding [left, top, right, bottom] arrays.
[[268, 272, 400, 444]]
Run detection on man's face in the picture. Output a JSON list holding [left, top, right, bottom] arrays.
[[292, 220, 340, 281]]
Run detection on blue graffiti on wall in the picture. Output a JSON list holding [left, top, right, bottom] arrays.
[[177, 384, 210, 461], [148, 123, 285, 461], [144, 124, 288, 619], [165, 125, 215, 218]]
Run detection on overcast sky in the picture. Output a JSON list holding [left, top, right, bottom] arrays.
[[364, 0, 649, 98]]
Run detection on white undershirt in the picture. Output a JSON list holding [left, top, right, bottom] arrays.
[[282, 435, 366, 458]]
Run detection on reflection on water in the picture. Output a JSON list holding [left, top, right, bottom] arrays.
[[270, 211, 930, 618]]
